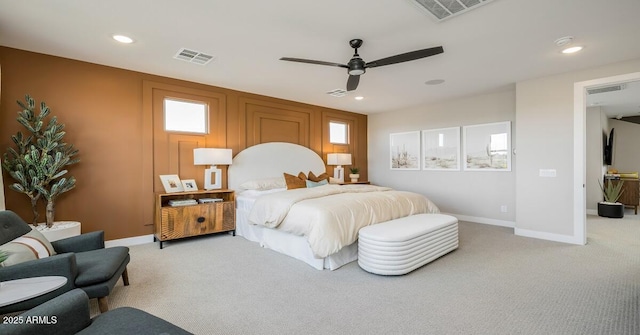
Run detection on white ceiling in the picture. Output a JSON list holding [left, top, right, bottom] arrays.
[[586, 80, 640, 119], [1, 0, 640, 115]]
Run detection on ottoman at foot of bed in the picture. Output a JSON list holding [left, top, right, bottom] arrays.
[[358, 214, 459, 275]]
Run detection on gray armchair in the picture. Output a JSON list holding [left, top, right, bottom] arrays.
[[0, 210, 130, 314], [0, 288, 193, 335]]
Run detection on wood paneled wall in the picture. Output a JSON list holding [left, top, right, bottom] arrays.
[[0, 47, 367, 240]]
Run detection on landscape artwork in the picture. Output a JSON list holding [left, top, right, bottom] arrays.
[[390, 131, 420, 170], [463, 121, 511, 171], [422, 127, 460, 170]]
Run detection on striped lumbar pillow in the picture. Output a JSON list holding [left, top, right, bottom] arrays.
[[0, 228, 57, 267]]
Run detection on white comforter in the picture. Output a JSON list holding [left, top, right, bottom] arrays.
[[248, 184, 440, 258]]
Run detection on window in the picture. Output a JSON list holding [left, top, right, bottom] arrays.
[[164, 98, 208, 133], [329, 121, 348, 144]]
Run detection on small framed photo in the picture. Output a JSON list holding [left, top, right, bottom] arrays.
[[159, 174, 184, 193], [181, 179, 198, 191]]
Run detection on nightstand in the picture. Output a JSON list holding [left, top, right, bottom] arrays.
[[154, 189, 235, 249]]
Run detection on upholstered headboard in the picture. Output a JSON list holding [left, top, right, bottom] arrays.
[[228, 142, 326, 190]]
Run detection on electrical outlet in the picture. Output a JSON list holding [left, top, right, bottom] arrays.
[[500, 205, 507, 213]]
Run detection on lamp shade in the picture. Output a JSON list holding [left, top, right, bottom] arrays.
[[327, 153, 352, 166], [193, 148, 233, 165]]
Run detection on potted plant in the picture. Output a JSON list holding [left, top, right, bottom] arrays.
[[597, 179, 624, 218], [2, 94, 79, 228], [349, 167, 360, 183]]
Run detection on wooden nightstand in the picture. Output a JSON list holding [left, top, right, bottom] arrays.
[[154, 189, 235, 249]]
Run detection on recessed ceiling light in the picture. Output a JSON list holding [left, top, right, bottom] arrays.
[[425, 79, 445, 85], [355, 96, 364, 101], [562, 46, 583, 54], [112, 34, 134, 44]]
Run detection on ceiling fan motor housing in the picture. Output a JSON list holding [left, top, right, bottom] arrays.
[[348, 56, 366, 75]]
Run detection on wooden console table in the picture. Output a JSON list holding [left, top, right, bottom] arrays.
[[605, 178, 639, 214]]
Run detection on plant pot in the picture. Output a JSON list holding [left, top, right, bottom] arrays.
[[31, 221, 81, 242], [597, 202, 624, 218], [349, 174, 360, 182]]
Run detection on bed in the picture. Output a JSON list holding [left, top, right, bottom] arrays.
[[228, 142, 440, 270]]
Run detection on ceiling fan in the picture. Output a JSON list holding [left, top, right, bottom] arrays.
[[280, 39, 444, 91]]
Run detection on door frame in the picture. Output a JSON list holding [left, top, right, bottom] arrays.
[[573, 71, 640, 244]]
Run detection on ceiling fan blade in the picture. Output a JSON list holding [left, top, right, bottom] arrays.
[[365, 46, 444, 68], [280, 57, 348, 69], [346, 75, 360, 91]]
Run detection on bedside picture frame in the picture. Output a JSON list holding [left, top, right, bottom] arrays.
[[181, 179, 198, 191], [159, 174, 184, 193]]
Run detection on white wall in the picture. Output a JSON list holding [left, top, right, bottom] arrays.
[[368, 89, 516, 226], [585, 107, 607, 212], [609, 119, 640, 173], [515, 58, 640, 242]]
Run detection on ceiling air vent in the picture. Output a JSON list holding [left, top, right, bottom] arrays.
[[327, 89, 347, 97], [587, 84, 626, 95], [173, 48, 215, 65], [410, 0, 496, 21]]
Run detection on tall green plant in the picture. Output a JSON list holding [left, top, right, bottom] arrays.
[[598, 179, 624, 203], [1, 95, 79, 227]]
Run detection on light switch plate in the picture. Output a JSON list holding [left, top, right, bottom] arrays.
[[539, 169, 557, 177]]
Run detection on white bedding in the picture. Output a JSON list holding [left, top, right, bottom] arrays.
[[248, 184, 440, 258]]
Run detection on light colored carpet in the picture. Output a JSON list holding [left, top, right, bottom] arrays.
[[94, 217, 640, 335]]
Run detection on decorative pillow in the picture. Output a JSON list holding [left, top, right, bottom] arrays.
[[308, 171, 330, 182], [283, 172, 307, 189], [0, 228, 56, 267], [305, 179, 328, 188], [240, 177, 287, 191]]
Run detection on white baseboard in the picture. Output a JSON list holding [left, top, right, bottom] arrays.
[[443, 212, 515, 228], [514, 228, 584, 245], [105, 234, 154, 248], [586, 209, 598, 216]]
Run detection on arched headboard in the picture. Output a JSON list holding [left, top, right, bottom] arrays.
[[228, 142, 326, 190]]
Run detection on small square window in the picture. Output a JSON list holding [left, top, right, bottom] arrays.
[[329, 121, 348, 144], [164, 98, 208, 133]]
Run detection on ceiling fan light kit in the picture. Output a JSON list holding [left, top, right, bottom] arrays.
[[280, 38, 443, 91]]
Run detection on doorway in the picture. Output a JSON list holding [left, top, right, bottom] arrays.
[[574, 71, 640, 244]]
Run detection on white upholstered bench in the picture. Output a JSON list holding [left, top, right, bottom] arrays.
[[358, 214, 459, 275]]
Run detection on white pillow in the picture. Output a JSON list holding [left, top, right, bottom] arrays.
[[240, 177, 287, 191]]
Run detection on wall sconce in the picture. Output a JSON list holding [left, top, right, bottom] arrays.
[[193, 148, 232, 190], [327, 153, 352, 183]]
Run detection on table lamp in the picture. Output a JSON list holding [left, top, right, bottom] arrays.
[[193, 148, 232, 190], [327, 153, 352, 183]]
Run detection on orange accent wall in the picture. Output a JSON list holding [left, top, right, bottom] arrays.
[[0, 47, 367, 240]]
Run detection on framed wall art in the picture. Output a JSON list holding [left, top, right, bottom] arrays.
[[422, 127, 460, 170], [159, 174, 184, 193], [463, 121, 511, 171], [390, 131, 420, 170]]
